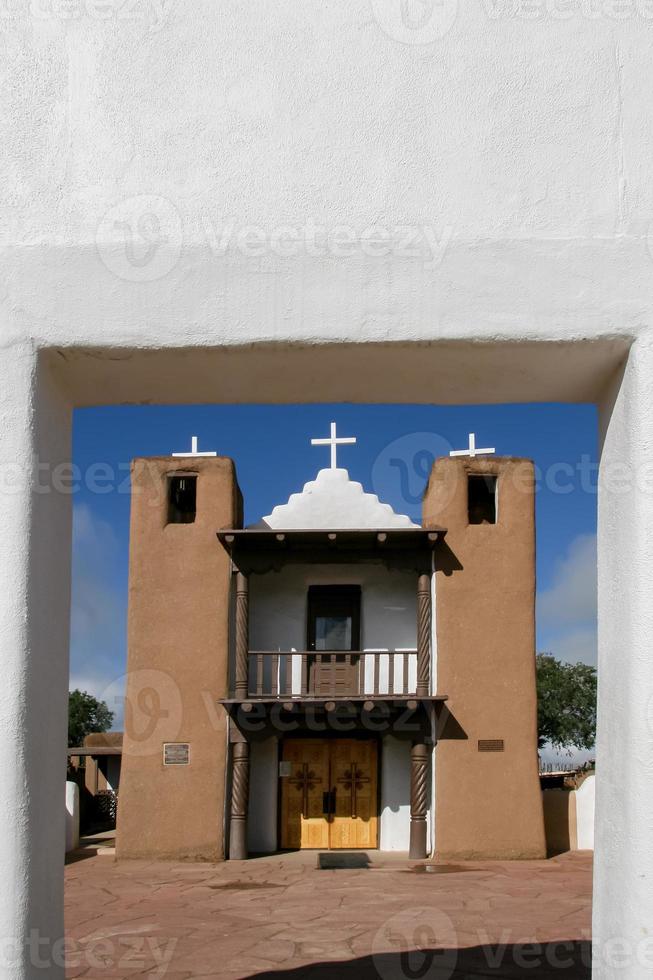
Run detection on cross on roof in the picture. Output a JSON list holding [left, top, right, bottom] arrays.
[[311, 422, 356, 469], [172, 435, 217, 458], [449, 433, 495, 458]]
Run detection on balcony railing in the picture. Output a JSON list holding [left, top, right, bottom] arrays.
[[243, 649, 418, 699]]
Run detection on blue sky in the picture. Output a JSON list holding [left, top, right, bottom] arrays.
[[70, 403, 598, 724]]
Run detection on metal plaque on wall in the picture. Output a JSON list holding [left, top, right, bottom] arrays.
[[163, 743, 190, 766]]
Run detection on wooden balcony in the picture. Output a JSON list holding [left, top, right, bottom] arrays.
[[242, 649, 419, 700]]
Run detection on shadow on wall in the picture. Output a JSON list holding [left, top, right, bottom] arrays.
[[434, 541, 463, 577], [543, 790, 573, 855], [250, 941, 591, 978], [435, 705, 468, 741]]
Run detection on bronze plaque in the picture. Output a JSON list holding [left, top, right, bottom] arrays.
[[163, 742, 190, 765], [478, 739, 505, 753]]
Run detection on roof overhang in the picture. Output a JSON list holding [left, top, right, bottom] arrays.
[[220, 695, 448, 741], [216, 527, 447, 574]]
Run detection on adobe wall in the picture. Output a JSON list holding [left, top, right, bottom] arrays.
[[542, 789, 578, 855], [424, 456, 546, 860], [116, 456, 241, 860]]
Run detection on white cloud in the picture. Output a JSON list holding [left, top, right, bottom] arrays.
[[537, 533, 597, 666], [538, 533, 597, 627], [549, 626, 597, 667]]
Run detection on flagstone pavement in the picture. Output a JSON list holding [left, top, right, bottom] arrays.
[[64, 848, 592, 979]]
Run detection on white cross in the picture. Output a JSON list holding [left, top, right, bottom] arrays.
[[172, 435, 217, 458], [449, 433, 495, 458], [311, 421, 356, 469]]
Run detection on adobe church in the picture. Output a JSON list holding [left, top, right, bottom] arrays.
[[116, 427, 545, 862]]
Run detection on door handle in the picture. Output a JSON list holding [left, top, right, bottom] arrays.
[[322, 789, 336, 815]]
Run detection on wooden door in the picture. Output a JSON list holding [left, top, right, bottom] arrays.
[[306, 586, 361, 696], [280, 739, 378, 849], [309, 654, 361, 696], [329, 739, 378, 849], [280, 740, 330, 849]]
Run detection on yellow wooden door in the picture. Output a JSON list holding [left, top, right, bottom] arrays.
[[329, 740, 378, 849], [280, 740, 330, 849], [280, 739, 378, 849]]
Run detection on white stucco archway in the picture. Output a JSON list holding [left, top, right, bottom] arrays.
[[3, 4, 653, 974]]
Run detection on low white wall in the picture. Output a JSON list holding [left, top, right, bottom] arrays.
[[65, 782, 79, 854], [248, 738, 279, 853], [575, 775, 595, 851]]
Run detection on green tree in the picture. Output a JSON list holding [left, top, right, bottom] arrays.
[[68, 689, 114, 747], [536, 654, 597, 751]]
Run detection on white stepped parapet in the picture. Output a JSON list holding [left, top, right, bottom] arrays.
[[259, 468, 418, 530]]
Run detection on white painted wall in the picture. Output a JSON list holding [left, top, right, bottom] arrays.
[[380, 738, 414, 852], [381, 740, 433, 853], [249, 562, 421, 695], [65, 783, 80, 854], [575, 776, 595, 851], [248, 738, 279, 854], [250, 563, 417, 653], [3, 4, 653, 975]]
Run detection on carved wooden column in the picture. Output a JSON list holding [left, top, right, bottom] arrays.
[[235, 570, 249, 700], [416, 572, 431, 697], [229, 736, 250, 859], [409, 741, 429, 860]]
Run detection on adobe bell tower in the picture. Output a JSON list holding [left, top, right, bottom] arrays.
[[424, 453, 546, 860], [117, 451, 242, 860]]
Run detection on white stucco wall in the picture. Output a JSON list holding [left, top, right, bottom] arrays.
[[250, 563, 418, 662], [575, 776, 595, 852], [2, 4, 653, 976], [380, 737, 433, 853], [249, 563, 420, 696], [248, 738, 279, 854], [65, 782, 80, 854]]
